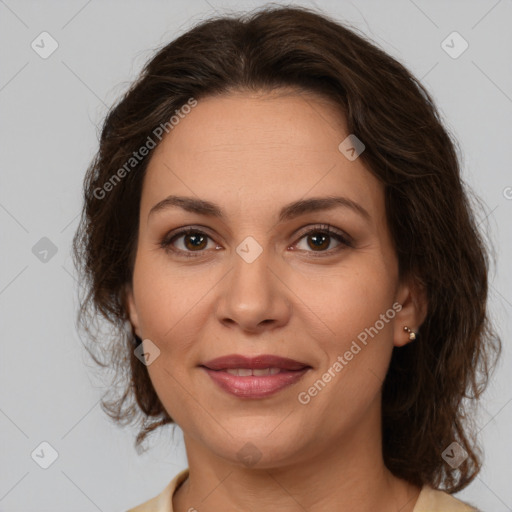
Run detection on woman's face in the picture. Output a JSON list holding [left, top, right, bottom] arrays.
[[127, 89, 422, 468]]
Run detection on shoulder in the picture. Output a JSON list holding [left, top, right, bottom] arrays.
[[126, 469, 189, 512], [413, 485, 480, 512]]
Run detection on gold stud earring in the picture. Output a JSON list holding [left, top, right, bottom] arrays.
[[403, 326, 417, 341]]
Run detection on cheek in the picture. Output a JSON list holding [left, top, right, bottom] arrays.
[[131, 252, 215, 392], [293, 262, 397, 405], [131, 256, 208, 425], [337, 280, 397, 377], [132, 251, 203, 339], [290, 254, 396, 336]]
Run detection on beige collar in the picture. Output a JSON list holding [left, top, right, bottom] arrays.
[[127, 469, 477, 511]]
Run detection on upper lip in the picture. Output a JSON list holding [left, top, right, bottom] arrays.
[[201, 354, 310, 371]]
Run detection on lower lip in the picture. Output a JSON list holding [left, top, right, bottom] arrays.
[[202, 367, 310, 398]]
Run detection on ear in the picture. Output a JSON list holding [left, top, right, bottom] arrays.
[[393, 274, 428, 348], [124, 284, 142, 338]]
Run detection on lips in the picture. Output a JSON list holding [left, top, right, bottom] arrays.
[[201, 354, 310, 371], [200, 354, 311, 399]]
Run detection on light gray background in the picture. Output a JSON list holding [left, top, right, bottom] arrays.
[[1, 1, 511, 511]]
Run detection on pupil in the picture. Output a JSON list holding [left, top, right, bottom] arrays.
[[310, 233, 328, 250], [186, 234, 206, 249]]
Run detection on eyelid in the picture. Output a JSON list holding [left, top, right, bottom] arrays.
[[160, 225, 220, 256], [292, 223, 353, 247]]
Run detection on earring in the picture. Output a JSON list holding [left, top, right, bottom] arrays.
[[403, 326, 417, 341]]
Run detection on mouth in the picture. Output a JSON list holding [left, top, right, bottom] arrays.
[[199, 354, 312, 399]]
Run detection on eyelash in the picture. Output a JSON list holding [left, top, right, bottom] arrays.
[[160, 224, 353, 259]]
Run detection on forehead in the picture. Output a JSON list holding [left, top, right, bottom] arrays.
[[142, 90, 383, 221], [153, 89, 347, 160]]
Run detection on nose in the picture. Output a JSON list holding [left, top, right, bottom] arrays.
[[214, 243, 292, 333]]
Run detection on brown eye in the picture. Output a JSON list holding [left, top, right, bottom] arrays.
[[293, 224, 353, 255], [305, 232, 332, 251], [161, 228, 217, 257], [182, 232, 208, 251]]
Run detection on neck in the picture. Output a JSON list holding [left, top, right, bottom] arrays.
[[173, 403, 421, 512]]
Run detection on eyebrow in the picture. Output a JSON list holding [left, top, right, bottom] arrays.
[[148, 194, 371, 223]]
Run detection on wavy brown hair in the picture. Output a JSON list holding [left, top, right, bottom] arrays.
[[72, 4, 501, 493]]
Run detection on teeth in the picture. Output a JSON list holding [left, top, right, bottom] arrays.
[[253, 368, 270, 376], [224, 368, 281, 376]]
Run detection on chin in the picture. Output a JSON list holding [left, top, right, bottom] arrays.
[[203, 425, 312, 470]]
